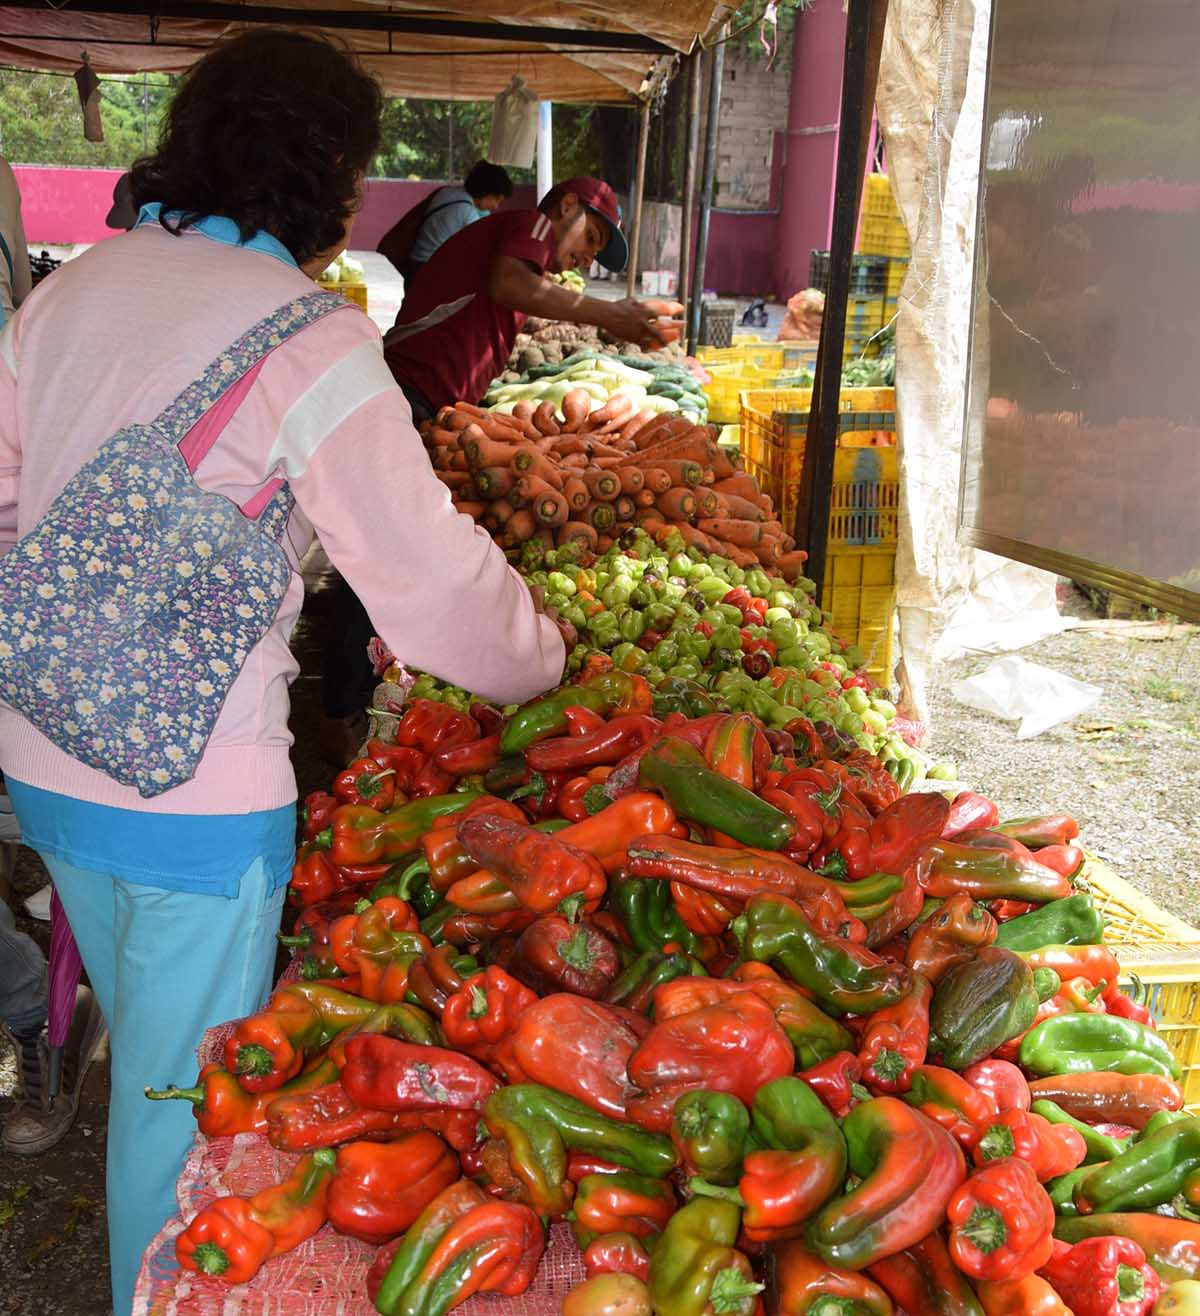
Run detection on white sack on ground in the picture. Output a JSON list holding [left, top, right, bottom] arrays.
[[875, 0, 1064, 732]]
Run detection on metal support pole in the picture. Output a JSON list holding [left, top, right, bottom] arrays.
[[536, 101, 553, 203], [687, 28, 726, 354], [678, 51, 702, 309], [794, 0, 889, 601], [626, 98, 651, 297]]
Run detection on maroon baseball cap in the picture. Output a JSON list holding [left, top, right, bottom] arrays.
[[540, 176, 628, 273]]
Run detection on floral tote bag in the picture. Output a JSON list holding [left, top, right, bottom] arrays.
[[0, 289, 348, 796]]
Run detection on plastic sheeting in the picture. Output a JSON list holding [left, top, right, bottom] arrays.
[[0, 0, 728, 101], [875, 0, 1066, 732]]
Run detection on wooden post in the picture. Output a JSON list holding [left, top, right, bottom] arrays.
[[626, 97, 651, 297], [678, 50, 703, 307]]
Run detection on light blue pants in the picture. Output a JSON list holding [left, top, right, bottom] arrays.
[[47, 855, 285, 1316]]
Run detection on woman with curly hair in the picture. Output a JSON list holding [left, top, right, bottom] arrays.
[[0, 29, 564, 1311]]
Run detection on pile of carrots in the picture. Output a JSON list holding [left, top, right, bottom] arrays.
[[423, 393, 807, 575]]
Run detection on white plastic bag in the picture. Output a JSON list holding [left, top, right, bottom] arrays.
[[951, 655, 1102, 739], [489, 76, 538, 168]]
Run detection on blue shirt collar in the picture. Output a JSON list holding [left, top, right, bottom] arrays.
[[133, 202, 297, 269]]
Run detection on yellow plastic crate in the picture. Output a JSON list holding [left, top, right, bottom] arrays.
[[739, 387, 897, 530], [704, 362, 778, 425], [885, 258, 909, 298], [318, 280, 368, 312], [858, 214, 910, 259], [863, 173, 902, 220], [1079, 856, 1200, 1111], [697, 343, 788, 372], [823, 545, 896, 686]]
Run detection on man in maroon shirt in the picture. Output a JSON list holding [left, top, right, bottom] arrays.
[[321, 178, 659, 759], [383, 176, 666, 417]]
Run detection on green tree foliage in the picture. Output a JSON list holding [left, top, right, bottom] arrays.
[[0, 66, 625, 189], [0, 70, 173, 167]]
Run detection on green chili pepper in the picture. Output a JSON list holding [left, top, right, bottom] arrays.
[[1019, 1013, 1182, 1080]]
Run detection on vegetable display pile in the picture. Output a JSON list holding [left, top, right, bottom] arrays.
[[484, 348, 708, 424], [147, 678, 1196, 1315], [425, 402, 801, 571], [500, 317, 691, 380], [393, 530, 930, 779]]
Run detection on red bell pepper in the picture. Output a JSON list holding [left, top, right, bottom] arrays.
[[582, 1232, 651, 1282], [433, 733, 502, 778], [509, 914, 619, 999], [266, 1079, 479, 1153], [626, 992, 795, 1133], [509, 994, 649, 1121], [947, 1157, 1056, 1281], [963, 1059, 1031, 1113], [289, 845, 339, 908], [396, 698, 480, 754], [365, 740, 428, 794], [451, 814, 607, 917], [1037, 1236, 1161, 1316], [340, 1035, 499, 1117], [798, 1052, 867, 1120], [327, 1133, 460, 1244], [943, 791, 1001, 839], [441, 965, 537, 1076], [858, 974, 933, 1094], [869, 793, 952, 876], [176, 1148, 337, 1282], [300, 790, 339, 841], [973, 1110, 1087, 1181], [334, 756, 399, 809], [904, 1064, 999, 1151]]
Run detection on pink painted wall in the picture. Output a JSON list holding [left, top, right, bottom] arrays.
[[775, 0, 847, 298], [14, 165, 126, 244], [11, 164, 539, 250]]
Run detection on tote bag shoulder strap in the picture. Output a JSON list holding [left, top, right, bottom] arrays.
[[156, 289, 348, 472]]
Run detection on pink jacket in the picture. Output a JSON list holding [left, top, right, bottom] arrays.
[[0, 224, 564, 814]]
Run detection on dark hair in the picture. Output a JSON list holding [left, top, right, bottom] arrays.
[[463, 160, 513, 201], [130, 30, 382, 264]]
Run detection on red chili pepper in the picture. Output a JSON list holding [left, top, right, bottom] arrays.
[[525, 715, 662, 775]]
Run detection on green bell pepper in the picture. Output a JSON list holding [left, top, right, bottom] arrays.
[[733, 892, 913, 1017], [928, 946, 1039, 1070], [672, 1090, 753, 1185], [500, 671, 641, 753], [1046, 1164, 1096, 1218], [1032, 1099, 1130, 1164], [604, 948, 707, 1015], [638, 738, 795, 850], [609, 876, 710, 958], [1073, 1117, 1200, 1214], [993, 893, 1105, 952], [648, 1198, 763, 1316], [483, 1083, 676, 1217], [1020, 1013, 1182, 1080]]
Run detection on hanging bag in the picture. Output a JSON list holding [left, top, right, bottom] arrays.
[[0, 289, 348, 797]]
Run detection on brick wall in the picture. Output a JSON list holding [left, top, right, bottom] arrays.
[[716, 46, 792, 210]]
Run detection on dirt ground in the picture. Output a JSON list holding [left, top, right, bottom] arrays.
[[0, 583, 1196, 1314]]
